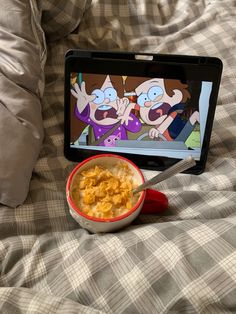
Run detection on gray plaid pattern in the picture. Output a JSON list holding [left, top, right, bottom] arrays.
[[1, 0, 236, 313], [40, 0, 89, 41]]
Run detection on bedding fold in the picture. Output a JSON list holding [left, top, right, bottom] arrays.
[[0, 0, 46, 207], [0, 0, 235, 313]]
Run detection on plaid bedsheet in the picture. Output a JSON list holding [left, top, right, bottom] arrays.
[[0, 0, 236, 313]]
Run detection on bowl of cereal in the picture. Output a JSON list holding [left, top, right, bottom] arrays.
[[66, 154, 146, 233]]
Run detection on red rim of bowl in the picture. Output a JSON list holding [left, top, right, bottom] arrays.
[[66, 154, 146, 223]]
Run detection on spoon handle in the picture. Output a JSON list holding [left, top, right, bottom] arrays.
[[133, 155, 196, 194]]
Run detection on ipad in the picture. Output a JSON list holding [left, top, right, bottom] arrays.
[[64, 50, 222, 174]]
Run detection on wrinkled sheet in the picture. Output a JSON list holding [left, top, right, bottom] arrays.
[[0, 0, 46, 207], [0, 0, 236, 313]]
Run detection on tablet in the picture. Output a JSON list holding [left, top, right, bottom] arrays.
[[64, 50, 222, 174]]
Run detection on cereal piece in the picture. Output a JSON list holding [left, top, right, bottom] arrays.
[[109, 178, 120, 190], [96, 202, 112, 213], [79, 180, 86, 190], [126, 201, 132, 210], [83, 192, 95, 205], [97, 168, 113, 181], [113, 194, 123, 206], [99, 181, 109, 192], [83, 206, 90, 214], [84, 177, 96, 187], [95, 187, 106, 198], [81, 165, 101, 178], [120, 180, 132, 191]]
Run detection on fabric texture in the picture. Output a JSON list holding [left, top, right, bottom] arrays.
[[0, 0, 46, 207], [40, 0, 88, 42], [0, 0, 236, 313]]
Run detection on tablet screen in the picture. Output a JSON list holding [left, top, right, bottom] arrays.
[[64, 51, 222, 173], [70, 73, 212, 161]]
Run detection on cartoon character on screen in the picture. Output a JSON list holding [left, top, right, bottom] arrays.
[[71, 74, 141, 146], [124, 77, 199, 142]]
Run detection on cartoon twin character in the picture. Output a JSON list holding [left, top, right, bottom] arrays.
[[71, 74, 199, 146], [71, 74, 141, 146], [124, 77, 199, 142]]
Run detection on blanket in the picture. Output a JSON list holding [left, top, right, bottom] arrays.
[[0, 0, 236, 313]]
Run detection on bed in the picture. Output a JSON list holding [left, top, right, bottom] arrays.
[[0, 0, 236, 313]]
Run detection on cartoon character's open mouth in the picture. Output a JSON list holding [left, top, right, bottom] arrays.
[[148, 102, 171, 121], [95, 105, 118, 121]]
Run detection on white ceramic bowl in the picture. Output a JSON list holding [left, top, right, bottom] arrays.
[[66, 154, 146, 233]]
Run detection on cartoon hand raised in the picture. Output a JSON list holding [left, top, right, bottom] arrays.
[[116, 97, 129, 116], [116, 97, 134, 125], [71, 82, 96, 113]]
